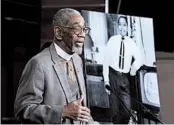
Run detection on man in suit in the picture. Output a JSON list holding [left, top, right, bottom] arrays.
[[103, 15, 142, 124], [14, 8, 93, 124]]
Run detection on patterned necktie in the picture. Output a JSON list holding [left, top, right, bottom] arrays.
[[119, 36, 125, 69], [66, 60, 76, 82]]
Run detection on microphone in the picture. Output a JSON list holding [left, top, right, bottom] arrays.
[[105, 85, 138, 124], [119, 86, 164, 124]]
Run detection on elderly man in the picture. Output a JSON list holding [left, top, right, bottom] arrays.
[[14, 8, 94, 124]]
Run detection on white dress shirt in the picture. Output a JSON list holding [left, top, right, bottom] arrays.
[[54, 42, 77, 82], [103, 35, 142, 83], [54, 43, 73, 61]]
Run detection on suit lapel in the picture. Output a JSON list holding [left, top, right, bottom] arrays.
[[72, 54, 87, 106], [50, 43, 73, 103]]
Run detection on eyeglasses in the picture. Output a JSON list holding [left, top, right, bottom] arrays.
[[59, 25, 91, 35]]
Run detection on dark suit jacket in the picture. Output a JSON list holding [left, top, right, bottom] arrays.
[[14, 43, 90, 124]]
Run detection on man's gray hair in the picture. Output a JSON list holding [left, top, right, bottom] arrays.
[[52, 8, 81, 27]]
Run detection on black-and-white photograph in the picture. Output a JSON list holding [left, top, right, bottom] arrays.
[[81, 10, 161, 124]]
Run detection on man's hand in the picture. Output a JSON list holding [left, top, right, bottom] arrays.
[[104, 81, 111, 95], [62, 96, 91, 123]]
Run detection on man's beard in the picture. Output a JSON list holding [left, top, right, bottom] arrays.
[[72, 43, 83, 55]]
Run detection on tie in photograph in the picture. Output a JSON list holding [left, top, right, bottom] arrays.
[[119, 36, 125, 69]]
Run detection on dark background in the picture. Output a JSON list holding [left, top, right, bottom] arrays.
[[2, 0, 41, 123], [1, 0, 174, 123]]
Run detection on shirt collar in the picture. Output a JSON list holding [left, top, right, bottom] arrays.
[[54, 42, 73, 61]]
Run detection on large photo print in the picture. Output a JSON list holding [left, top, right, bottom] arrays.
[[81, 10, 161, 124]]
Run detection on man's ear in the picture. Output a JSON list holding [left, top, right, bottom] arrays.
[[54, 26, 63, 40]]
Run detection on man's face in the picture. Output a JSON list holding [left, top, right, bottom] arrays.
[[62, 14, 86, 55], [118, 17, 128, 36]]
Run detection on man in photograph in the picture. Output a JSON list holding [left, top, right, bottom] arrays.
[[103, 15, 142, 124], [14, 8, 95, 124]]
